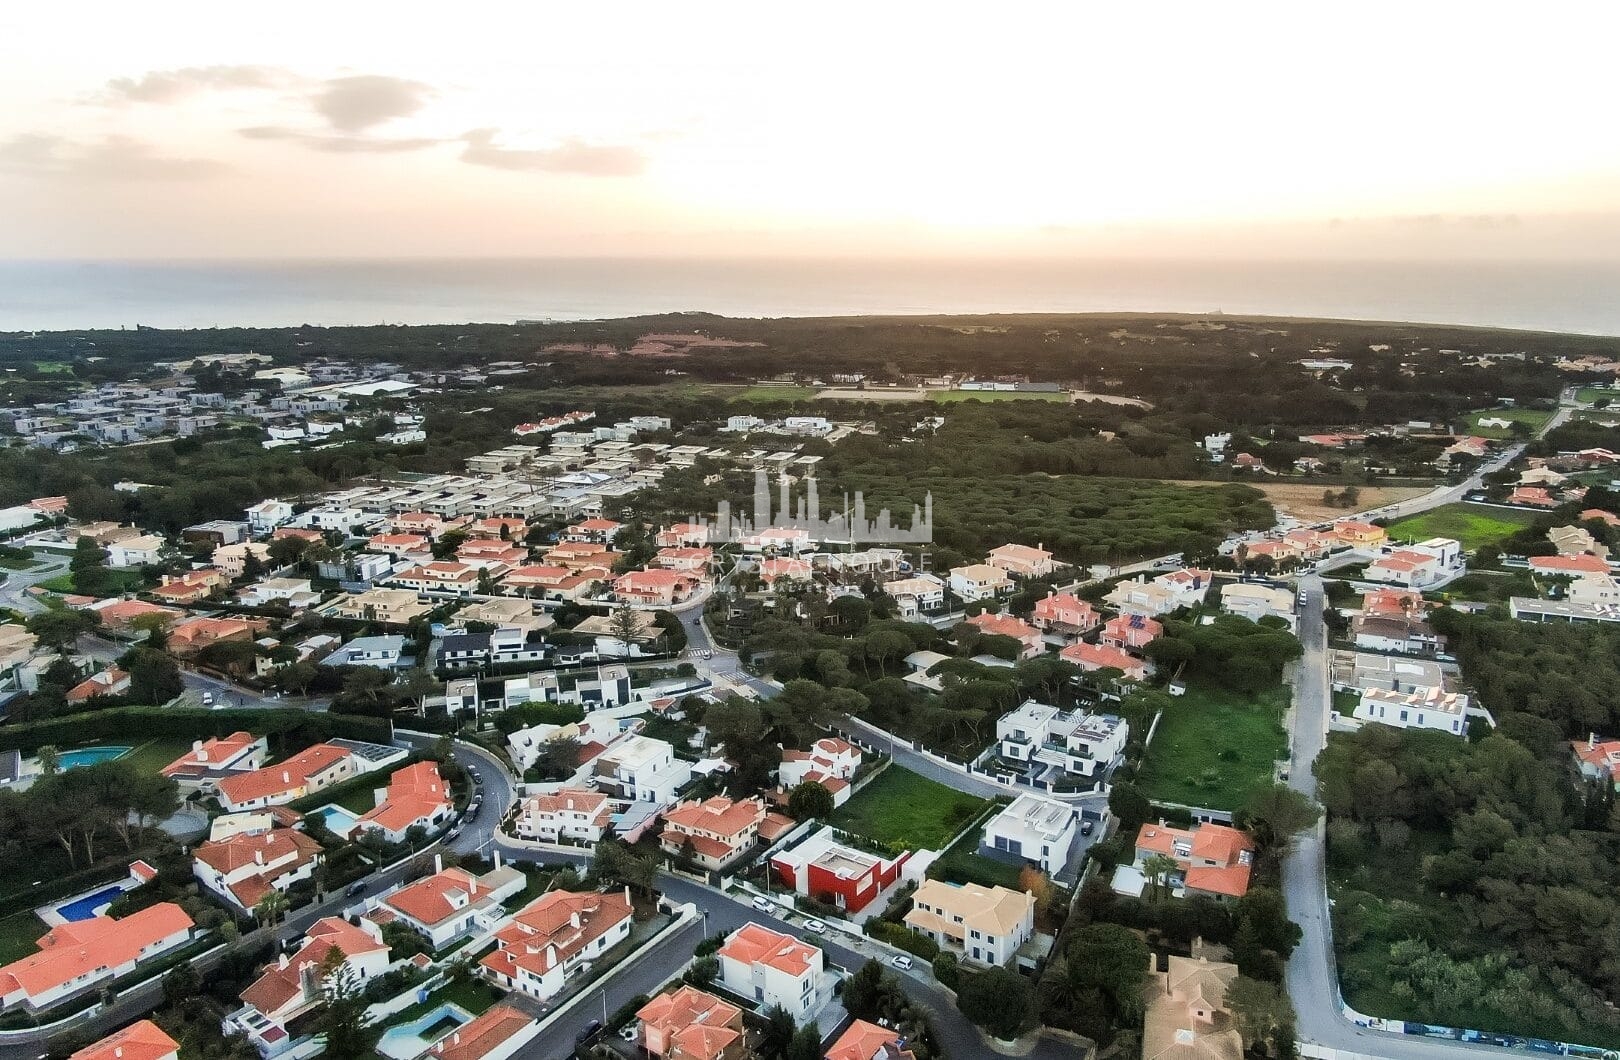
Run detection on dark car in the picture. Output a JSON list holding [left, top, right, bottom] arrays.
[[346, 881, 367, 897], [576, 1020, 603, 1043], [1080, 819, 1095, 837]]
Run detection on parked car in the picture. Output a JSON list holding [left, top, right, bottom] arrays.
[[201, 692, 215, 707], [1080, 819, 1095, 837], [576, 1020, 602, 1043], [803, 919, 826, 935], [890, 955, 913, 971], [345, 881, 367, 897], [752, 895, 777, 913]]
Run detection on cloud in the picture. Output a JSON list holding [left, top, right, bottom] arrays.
[[0, 134, 228, 180], [239, 126, 440, 153], [459, 130, 647, 176], [97, 65, 298, 104], [311, 75, 433, 133]]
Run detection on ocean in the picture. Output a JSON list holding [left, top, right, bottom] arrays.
[[2, 257, 1619, 336]]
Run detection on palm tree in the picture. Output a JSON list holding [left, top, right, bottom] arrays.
[[1142, 854, 1180, 902], [254, 889, 289, 928], [36, 745, 60, 777]]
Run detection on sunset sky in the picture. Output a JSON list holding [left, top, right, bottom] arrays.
[[3, 1, 1619, 261]]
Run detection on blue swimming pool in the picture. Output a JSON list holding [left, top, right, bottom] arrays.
[[55, 883, 129, 922], [56, 746, 132, 770], [313, 804, 361, 837], [376, 1002, 474, 1059]]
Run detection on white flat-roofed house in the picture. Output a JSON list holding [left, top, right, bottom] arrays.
[[1355, 686, 1471, 736], [246, 500, 295, 534], [1365, 538, 1464, 589], [982, 793, 1079, 875], [592, 735, 693, 805], [995, 700, 1129, 783], [948, 564, 1013, 602], [107, 534, 166, 568]]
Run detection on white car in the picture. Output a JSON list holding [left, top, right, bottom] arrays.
[[803, 919, 826, 935], [201, 692, 215, 707], [752, 895, 777, 913], [890, 955, 913, 971]]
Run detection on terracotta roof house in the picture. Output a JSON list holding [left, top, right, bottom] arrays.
[[1529, 553, 1611, 576], [215, 742, 360, 813], [965, 611, 1043, 658], [660, 796, 773, 870], [758, 558, 813, 587], [354, 761, 455, 844], [161, 732, 269, 791], [479, 888, 633, 1002], [1573, 733, 1620, 790], [826, 1020, 916, 1060], [563, 518, 622, 544], [231, 916, 389, 1045], [426, 1004, 534, 1060], [1509, 486, 1560, 508], [1059, 642, 1148, 681], [368, 863, 525, 949], [778, 737, 861, 807], [652, 546, 713, 572], [64, 667, 130, 704], [655, 523, 709, 548], [515, 787, 616, 844], [167, 616, 264, 657], [1101, 613, 1163, 650], [1133, 822, 1256, 901], [614, 569, 696, 606], [193, 827, 323, 911], [0, 903, 194, 1011], [1143, 955, 1243, 1060], [151, 568, 227, 604], [1031, 592, 1100, 635], [89, 599, 181, 634], [716, 923, 829, 1021], [69, 1020, 179, 1060], [1332, 520, 1387, 547], [637, 986, 746, 1060]]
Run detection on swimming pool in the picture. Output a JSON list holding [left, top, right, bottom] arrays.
[[313, 804, 361, 838], [56, 746, 133, 770], [54, 883, 129, 922], [375, 1002, 474, 1059]]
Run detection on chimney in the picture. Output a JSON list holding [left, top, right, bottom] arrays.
[[434, 853, 443, 874], [255, 849, 265, 866], [1591, 733, 1598, 750], [278, 952, 289, 970], [192, 739, 204, 752]]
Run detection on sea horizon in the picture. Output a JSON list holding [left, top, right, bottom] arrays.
[[3, 256, 1620, 338]]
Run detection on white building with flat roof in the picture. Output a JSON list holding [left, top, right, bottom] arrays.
[[982, 794, 1079, 875]]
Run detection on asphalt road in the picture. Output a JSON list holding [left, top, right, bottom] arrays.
[[0, 551, 69, 616]]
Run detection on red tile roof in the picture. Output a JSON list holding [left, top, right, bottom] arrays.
[[427, 1004, 533, 1060], [70, 1020, 178, 1060], [0, 903, 193, 1002], [717, 923, 818, 977], [480, 889, 632, 983]]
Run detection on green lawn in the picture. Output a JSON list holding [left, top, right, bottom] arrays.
[[926, 805, 1023, 888], [31, 361, 73, 374], [0, 909, 44, 964], [1332, 690, 1360, 717], [1384, 502, 1537, 551], [1135, 683, 1289, 812], [39, 568, 148, 595], [119, 737, 200, 776], [1577, 386, 1620, 406], [828, 766, 989, 850], [726, 386, 819, 403], [1462, 407, 1552, 439], [929, 389, 1068, 403]]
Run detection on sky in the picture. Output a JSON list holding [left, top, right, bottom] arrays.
[[2, 1, 1619, 261]]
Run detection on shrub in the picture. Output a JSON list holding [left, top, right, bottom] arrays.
[[865, 920, 940, 961]]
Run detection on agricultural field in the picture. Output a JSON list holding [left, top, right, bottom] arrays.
[[1384, 502, 1537, 551]]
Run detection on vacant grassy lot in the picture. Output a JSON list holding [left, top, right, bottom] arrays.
[[828, 766, 988, 850], [928, 389, 1067, 403], [1135, 683, 1289, 811], [1166, 481, 1429, 523], [1463, 407, 1552, 439], [1384, 502, 1537, 551], [726, 385, 819, 403]]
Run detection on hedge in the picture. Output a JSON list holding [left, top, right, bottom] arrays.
[[0, 706, 393, 754], [865, 919, 941, 961]]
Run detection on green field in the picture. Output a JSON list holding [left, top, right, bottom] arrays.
[[118, 737, 200, 776], [1462, 407, 1552, 439], [929, 389, 1068, 403], [1135, 683, 1289, 811], [1577, 386, 1620, 406], [0, 909, 44, 963], [39, 569, 148, 595], [1384, 502, 1537, 551], [31, 361, 73, 374], [828, 766, 989, 850], [726, 386, 819, 403]]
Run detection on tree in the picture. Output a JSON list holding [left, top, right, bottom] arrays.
[[759, 1005, 796, 1060], [317, 946, 374, 1059], [930, 951, 960, 989], [786, 1024, 822, 1060], [1240, 784, 1322, 854], [787, 781, 834, 821], [254, 890, 289, 928], [956, 967, 1037, 1040], [36, 744, 60, 776], [1226, 975, 1294, 1052], [1018, 865, 1054, 913], [841, 959, 886, 1019], [123, 646, 184, 704], [533, 736, 582, 781], [1108, 782, 1152, 833], [27, 608, 98, 650], [610, 603, 641, 657], [1142, 853, 1180, 902]]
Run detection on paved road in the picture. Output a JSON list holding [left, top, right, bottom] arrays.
[[77, 633, 330, 712], [0, 551, 69, 615]]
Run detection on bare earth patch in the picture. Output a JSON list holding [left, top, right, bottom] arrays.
[[1165, 481, 1432, 523]]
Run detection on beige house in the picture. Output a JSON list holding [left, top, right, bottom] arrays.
[[903, 880, 1034, 966], [1142, 955, 1242, 1060], [212, 542, 274, 578], [327, 587, 433, 625], [453, 597, 554, 634], [985, 543, 1056, 579]]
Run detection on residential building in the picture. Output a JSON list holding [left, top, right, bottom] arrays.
[[1355, 685, 1470, 736], [615, 569, 696, 606], [390, 561, 482, 595], [161, 732, 268, 791], [237, 577, 319, 609], [1132, 821, 1256, 901], [515, 788, 616, 844], [216, 743, 365, 812], [1332, 520, 1387, 548], [1059, 642, 1148, 681], [637, 986, 746, 1060], [826, 1021, 916, 1060], [367, 863, 525, 949], [106, 534, 165, 568], [904, 880, 1035, 966], [64, 667, 130, 704], [660, 795, 772, 870], [193, 827, 323, 911], [881, 575, 946, 616], [229, 917, 390, 1055], [353, 761, 455, 844], [656, 523, 710, 548], [769, 830, 909, 915], [366, 532, 432, 559], [0, 903, 194, 1011], [1219, 583, 1296, 630], [1528, 553, 1611, 577], [425, 1004, 534, 1060], [1573, 734, 1620, 790], [563, 518, 622, 544], [152, 568, 227, 604], [479, 889, 634, 1002], [948, 563, 1013, 602], [1031, 592, 1100, 634], [995, 700, 1128, 782], [716, 923, 830, 1021], [1143, 956, 1243, 1060], [1549, 524, 1609, 559], [212, 542, 274, 579], [245, 500, 295, 534], [965, 611, 1043, 658], [453, 597, 553, 634], [594, 735, 694, 804], [981, 793, 1080, 875], [1366, 541, 1461, 589], [985, 543, 1056, 579], [758, 557, 813, 587], [778, 737, 861, 806], [323, 635, 406, 668], [1099, 613, 1163, 650], [652, 547, 713, 573], [87, 599, 181, 635], [167, 616, 264, 657], [70, 1021, 180, 1060], [1104, 574, 1199, 618]]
